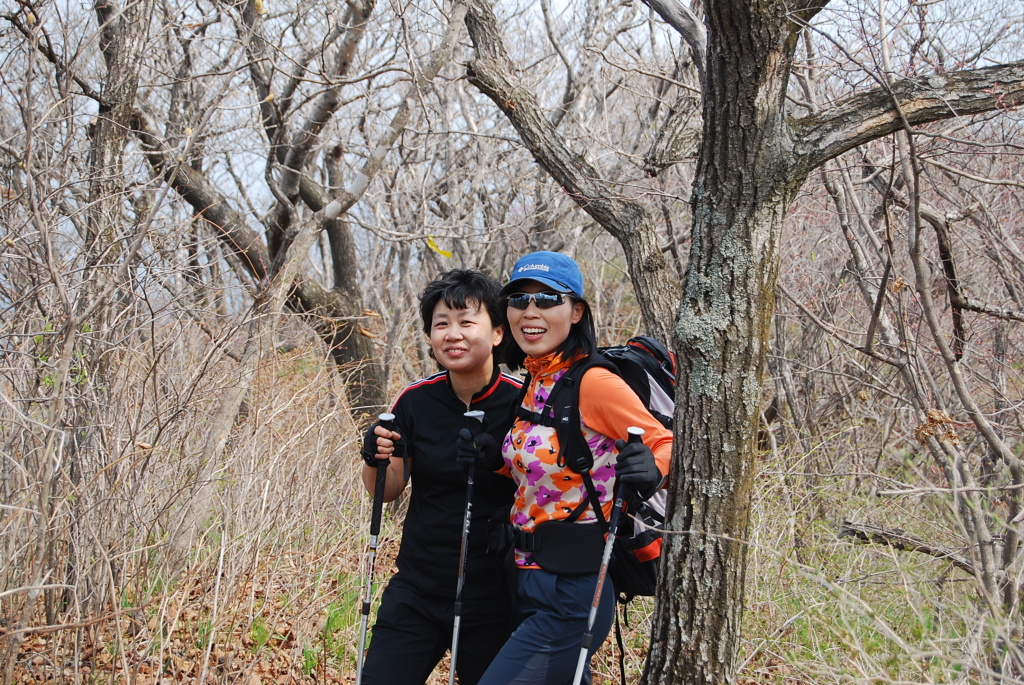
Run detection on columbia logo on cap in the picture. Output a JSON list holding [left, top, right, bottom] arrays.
[[516, 263, 550, 274]]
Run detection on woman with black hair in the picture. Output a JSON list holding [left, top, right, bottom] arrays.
[[358, 269, 522, 685], [461, 251, 673, 685]]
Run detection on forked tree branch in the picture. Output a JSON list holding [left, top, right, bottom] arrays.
[[131, 110, 380, 345], [463, 0, 640, 233], [640, 0, 706, 88], [462, 0, 680, 336]]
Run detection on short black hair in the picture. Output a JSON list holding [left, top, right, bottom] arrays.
[[500, 297, 597, 371], [419, 269, 503, 335]]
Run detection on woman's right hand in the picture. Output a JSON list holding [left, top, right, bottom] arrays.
[[361, 422, 402, 466]]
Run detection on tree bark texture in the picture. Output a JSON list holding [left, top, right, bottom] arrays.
[[88, 0, 154, 255], [646, 0, 823, 682]]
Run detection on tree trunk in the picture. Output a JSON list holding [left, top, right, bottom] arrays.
[[61, 0, 155, 614], [644, 0, 820, 681]]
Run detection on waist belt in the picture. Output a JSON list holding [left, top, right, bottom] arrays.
[[513, 521, 604, 576]]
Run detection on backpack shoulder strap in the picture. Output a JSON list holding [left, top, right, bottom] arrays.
[[513, 371, 540, 423], [552, 353, 618, 473], [515, 354, 618, 472], [578, 468, 609, 529]]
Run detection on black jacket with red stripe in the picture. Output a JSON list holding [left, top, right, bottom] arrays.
[[387, 367, 522, 599]]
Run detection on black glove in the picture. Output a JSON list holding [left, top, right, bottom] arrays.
[[615, 439, 663, 500], [361, 424, 385, 467], [456, 429, 502, 471], [361, 422, 402, 467]]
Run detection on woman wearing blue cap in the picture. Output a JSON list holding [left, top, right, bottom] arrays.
[[457, 251, 673, 685]]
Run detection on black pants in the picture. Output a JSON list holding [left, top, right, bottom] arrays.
[[360, 575, 513, 685]]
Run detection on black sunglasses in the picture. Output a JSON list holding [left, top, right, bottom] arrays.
[[506, 292, 567, 310]]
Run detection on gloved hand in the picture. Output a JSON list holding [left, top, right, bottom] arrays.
[[615, 439, 663, 500], [361, 422, 402, 467], [456, 429, 502, 471]]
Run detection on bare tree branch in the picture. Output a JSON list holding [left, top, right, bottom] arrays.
[[797, 61, 1024, 171], [323, 1, 469, 220], [640, 0, 706, 88], [839, 520, 976, 576], [1, 10, 106, 103], [863, 160, 1024, 325], [463, 0, 680, 338], [131, 109, 271, 281]]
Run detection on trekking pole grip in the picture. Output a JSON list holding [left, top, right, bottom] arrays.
[[465, 409, 485, 429], [370, 412, 395, 535], [463, 409, 486, 472], [619, 426, 646, 504], [616, 426, 645, 516], [627, 426, 644, 444]]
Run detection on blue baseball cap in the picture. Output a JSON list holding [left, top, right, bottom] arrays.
[[500, 251, 585, 300]]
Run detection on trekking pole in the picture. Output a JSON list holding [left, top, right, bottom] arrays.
[[355, 412, 396, 685], [450, 409, 484, 685], [572, 426, 644, 685]]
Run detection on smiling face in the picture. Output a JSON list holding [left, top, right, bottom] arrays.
[[506, 280, 584, 359], [428, 298, 503, 376]]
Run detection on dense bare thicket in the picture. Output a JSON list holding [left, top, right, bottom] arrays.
[[0, 0, 643, 679], [754, 5, 1024, 679], [1, 0, 1023, 682], [759, 120, 1024, 679]]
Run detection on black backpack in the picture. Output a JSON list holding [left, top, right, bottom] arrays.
[[515, 335, 676, 601]]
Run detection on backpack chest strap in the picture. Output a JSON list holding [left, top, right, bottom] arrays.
[[516, 405, 554, 426]]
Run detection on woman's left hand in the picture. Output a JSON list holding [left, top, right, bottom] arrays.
[[614, 440, 663, 499]]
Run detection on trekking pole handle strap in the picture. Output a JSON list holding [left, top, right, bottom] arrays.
[[370, 412, 395, 536]]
